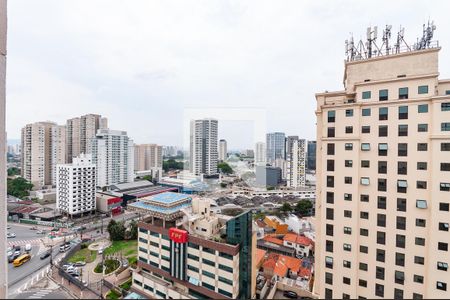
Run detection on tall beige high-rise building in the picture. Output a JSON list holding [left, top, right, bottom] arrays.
[[314, 40, 450, 298], [134, 143, 163, 179], [66, 114, 107, 163], [21, 122, 65, 187]]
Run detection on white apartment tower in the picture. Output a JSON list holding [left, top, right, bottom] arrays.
[[21, 122, 66, 187], [255, 142, 266, 164], [66, 114, 107, 163], [314, 30, 450, 299], [286, 137, 306, 188], [91, 129, 134, 187], [219, 139, 227, 161], [56, 154, 96, 216], [189, 119, 218, 177]]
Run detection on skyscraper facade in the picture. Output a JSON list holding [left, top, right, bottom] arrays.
[[66, 114, 107, 163], [266, 132, 285, 164], [314, 45, 450, 299], [189, 119, 218, 177], [91, 129, 134, 187], [255, 142, 266, 164], [286, 137, 306, 188], [219, 139, 227, 161], [307, 140, 316, 171]]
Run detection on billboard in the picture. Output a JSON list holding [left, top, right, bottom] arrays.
[[169, 227, 188, 243]]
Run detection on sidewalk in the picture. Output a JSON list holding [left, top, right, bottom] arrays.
[[50, 265, 101, 299]]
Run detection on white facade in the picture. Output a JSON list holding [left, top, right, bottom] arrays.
[[286, 138, 306, 188], [91, 129, 134, 187], [219, 139, 227, 161], [56, 154, 96, 216], [50, 125, 66, 184], [255, 142, 266, 164], [189, 119, 218, 176]]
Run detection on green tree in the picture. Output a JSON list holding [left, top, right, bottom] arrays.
[[280, 202, 292, 213], [7, 177, 33, 198], [218, 162, 233, 174], [108, 221, 126, 241], [128, 220, 138, 240], [7, 167, 20, 176], [163, 159, 184, 171], [295, 200, 313, 216], [142, 175, 152, 181], [253, 211, 266, 220]]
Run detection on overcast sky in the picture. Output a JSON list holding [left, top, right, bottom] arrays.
[[6, 0, 450, 149]]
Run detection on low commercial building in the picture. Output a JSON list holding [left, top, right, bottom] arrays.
[[129, 192, 255, 299], [96, 191, 123, 215], [255, 166, 282, 187]]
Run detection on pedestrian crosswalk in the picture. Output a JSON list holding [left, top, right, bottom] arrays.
[[26, 289, 52, 299], [8, 239, 42, 247]]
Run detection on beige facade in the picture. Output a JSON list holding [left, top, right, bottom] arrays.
[[66, 114, 106, 163], [21, 122, 63, 187], [314, 47, 450, 299], [134, 143, 162, 171]]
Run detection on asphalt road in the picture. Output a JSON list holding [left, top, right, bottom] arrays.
[[12, 289, 72, 299], [7, 223, 45, 241]]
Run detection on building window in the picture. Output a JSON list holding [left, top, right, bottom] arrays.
[[440, 202, 449, 211], [397, 216, 406, 230], [359, 263, 368, 271], [378, 161, 387, 174], [447, 90, 450, 95], [418, 104, 428, 113], [325, 272, 333, 284], [397, 161, 407, 175], [326, 208, 334, 220], [359, 279, 367, 287], [360, 228, 368, 236], [343, 243, 351, 251], [218, 264, 233, 273], [398, 106, 408, 119], [343, 277, 351, 285], [344, 193, 352, 201], [325, 256, 333, 269], [360, 211, 369, 219], [378, 178, 387, 192], [394, 289, 404, 300], [362, 108, 371, 116], [326, 240, 333, 252], [326, 192, 334, 204], [418, 85, 428, 94], [379, 89, 388, 101], [416, 181, 427, 189], [396, 234, 406, 248], [376, 266, 385, 280], [361, 160, 370, 168], [326, 224, 333, 236], [442, 102, 450, 111], [345, 109, 354, 117], [378, 125, 388, 137], [361, 125, 370, 133], [375, 284, 384, 297], [362, 91, 371, 99], [415, 256, 425, 265], [378, 143, 388, 156], [345, 160, 353, 168], [327, 143, 335, 155], [345, 143, 353, 150], [416, 218, 426, 227], [398, 143, 408, 156], [395, 271, 405, 285], [327, 160, 335, 171], [326, 176, 334, 187], [345, 126, 353, 134], [414, 275, 424, 284], [360, 245, 368, 253], [344, 227, 352, 235], [397, 198, 407, 212], [413, 293, 423, 300], [438, 242, 448, 251], [327, 111, 336, 123], [343, 260, 351, 268], [437, 262, 448, 271], [377, 196, 386, 209], [325, 288, 333, 299], [442, 123, 450, 131], [377, 231, 386, 245], [379, 107, 388, 120], [417, 162, 427, 170], [417, 143, 428, 151], [441, 182, 450, 191], [361, 143, 370, 151], [327, 127, 335, 137], [437, 282, 447, 291], [399, 87, 409, 99], [360, 194, 369, 202], [418, 124, 428, 132], [344, 177, 352, 184], [398, 125, 408, 136], [376, 213, 385, 227], [441, 163, 450, 171], [416, 199, 427, 209], [396, 252, 405, 266], [361, 177, 370, 186]]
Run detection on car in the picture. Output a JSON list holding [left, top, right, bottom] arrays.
[[30, 226, 37, 230], [283, 291, 298, 299], [7, 250, 13, 257], [40, 250, 51, 260], [6, 225, 11, 229], [62, 264, 73, 270], [25, 244, 32, 252], [14, 245, 21, 251], [74, 261, 86, 267], [14, 250, 21, 257], [122, 260, 128, 268], [98, 249, 103, 255], [59, 244, 71, 252], [7, 232, 16, 238], [36, 230, 45, 234]]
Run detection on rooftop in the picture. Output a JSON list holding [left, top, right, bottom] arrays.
[[147, 192, 191, 204]]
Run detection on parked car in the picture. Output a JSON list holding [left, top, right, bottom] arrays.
[[283, 291, 298, 299], [25, 244, 32, 252], [59, 244, 71, 253], [40, 250, 51, 260], [74, 261, 86, 267], [62, 263, 73, 270], [98, 248, 103, 255]]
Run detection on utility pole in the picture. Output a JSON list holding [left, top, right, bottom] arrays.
[[100, 252, 104, 299]]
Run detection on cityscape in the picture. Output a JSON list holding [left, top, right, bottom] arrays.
[[1, 1, 450, 300]]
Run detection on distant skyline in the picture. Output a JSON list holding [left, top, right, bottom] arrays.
[[6, 1, 450, 149]]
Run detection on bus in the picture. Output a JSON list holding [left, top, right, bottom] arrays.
[[13, 254, 31, 267]]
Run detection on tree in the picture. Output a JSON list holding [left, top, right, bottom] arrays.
[[7, 167, 20, 176], [108, 221, 126, 241], [7, 177, 33, 198], [218, 162, 233, 174], [128, 220, 138, 240], [163, 159, 184, 172], [295, 200, 313, 216], [253, 211, 266, 220], [142, 175, 152, 181], [280, 202, 292, 213]]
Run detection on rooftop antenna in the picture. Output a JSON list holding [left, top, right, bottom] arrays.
[[366, 26, 378, 58], [381, 24, 392, 55], [415, 20, 436, 50], [394, 25, 410, 54]]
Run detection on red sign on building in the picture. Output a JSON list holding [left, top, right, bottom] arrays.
[[169, 228, 188, 243]]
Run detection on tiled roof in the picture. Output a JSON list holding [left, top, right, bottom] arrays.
[[283, 233, 313, 246], [263, 236, 284, 246], [256, 249, 267, 266]]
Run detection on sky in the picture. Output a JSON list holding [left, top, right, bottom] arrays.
[[6, 0, 450, 149]]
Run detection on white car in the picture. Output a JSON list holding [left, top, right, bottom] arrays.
[[6, 232, 16, 238], [98, 249, 103, 255]]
